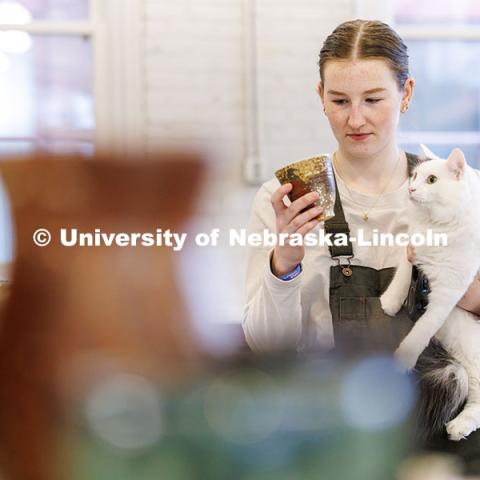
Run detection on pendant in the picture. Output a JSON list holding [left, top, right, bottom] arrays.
[[342, 266, 353, 277], [363, 212, 368, 221]]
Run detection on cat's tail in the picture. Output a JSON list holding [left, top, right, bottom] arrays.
[[414, 339, 468, 440]]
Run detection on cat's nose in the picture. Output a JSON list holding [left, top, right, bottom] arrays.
[[408, 186, 416, 193]]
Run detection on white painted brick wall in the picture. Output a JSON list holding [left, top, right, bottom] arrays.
[[144, 0, 355, 179], [143, 1, 357, 325], [255, 0, 354, 174], [144, 0, 245, 156]]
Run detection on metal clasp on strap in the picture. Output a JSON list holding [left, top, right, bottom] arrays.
[[334, 256, 354, 277]]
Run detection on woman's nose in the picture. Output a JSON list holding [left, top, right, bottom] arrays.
[[347, 106, 366, 130]]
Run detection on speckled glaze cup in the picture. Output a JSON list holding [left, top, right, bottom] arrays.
[[275, 154, 336, 221]]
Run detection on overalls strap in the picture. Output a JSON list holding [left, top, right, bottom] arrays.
[[324, 163, 352, 259], [325, 152, 420, 260]]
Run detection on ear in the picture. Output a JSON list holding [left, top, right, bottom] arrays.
[[446, 148, 466, 180], [402, 76, 415, 104], [316, 81, 324, 102], [419, 144, 440, 160]]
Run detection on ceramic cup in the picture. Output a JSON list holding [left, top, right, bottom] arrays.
[[275, 154, 336, 221]]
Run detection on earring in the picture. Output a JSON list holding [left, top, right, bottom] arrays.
[[323, 106, 326, 115], [401, 104, 409, 113]]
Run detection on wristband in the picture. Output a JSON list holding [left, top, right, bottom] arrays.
[[278, 263, 302, 281]]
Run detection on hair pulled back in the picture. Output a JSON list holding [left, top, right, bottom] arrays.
[[319, 19, 409, 90]]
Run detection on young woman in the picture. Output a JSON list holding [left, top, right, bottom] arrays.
[[243, 19, 480, 354], [243, 20, 480, 473]]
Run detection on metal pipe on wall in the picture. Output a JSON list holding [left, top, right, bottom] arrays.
[[243, 0, 264, 184]]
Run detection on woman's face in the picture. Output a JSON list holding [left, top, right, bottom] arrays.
[[317, 58, 413, 158]]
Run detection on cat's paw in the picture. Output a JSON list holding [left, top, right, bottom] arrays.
[[446, 416, 475, 441], [394, 343, 420, 372], [380, 291, 403, 317]]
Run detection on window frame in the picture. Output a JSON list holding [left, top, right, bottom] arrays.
[[0, 0, 145, 154], [356, 0, 480, 156]]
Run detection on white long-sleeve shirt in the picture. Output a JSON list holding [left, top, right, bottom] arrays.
[[243, 159, 411, 353]]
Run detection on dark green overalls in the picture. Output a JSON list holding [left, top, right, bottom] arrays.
[[325, 152, 480, 475], [325, 153, 418, 352]]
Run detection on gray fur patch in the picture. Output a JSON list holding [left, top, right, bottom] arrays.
[[414, 339, 468, 440]]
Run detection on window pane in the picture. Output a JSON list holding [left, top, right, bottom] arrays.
[[0, 140, 34, 155], [399, 40, 480, 168], [0, 175, 13, 264], [400, 40, 480, 132], [0, 34, 94, 149], [395, 0, 480, 25], [0, 140, 95, 156], [0, 0, 89, 22]]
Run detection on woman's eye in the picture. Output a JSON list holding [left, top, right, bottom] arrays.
[[426, 175, 438, 184], [332, 99, 347, 105], [366, 98, 381, 103]]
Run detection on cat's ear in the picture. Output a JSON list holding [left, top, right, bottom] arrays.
[[446, 148, 466, 180], [419, 144, 440, 160]]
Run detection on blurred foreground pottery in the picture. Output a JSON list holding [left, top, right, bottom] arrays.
[[0, 151, 206, 480], [0, 152, 421, 480]]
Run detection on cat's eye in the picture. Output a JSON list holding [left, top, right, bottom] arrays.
[[426, 175, 438, 184], [412, 172, 417, 180]]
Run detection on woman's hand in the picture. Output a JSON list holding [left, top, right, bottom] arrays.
[[407, 243, 415, 263], [407, 243, 480, 316], [270, 183, 323, 277], [457, 273, 480, 315]]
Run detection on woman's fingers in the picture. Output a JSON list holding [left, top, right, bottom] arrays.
[[283, 191, 320, 225], [271, 186, 321, 232], [295, 218, 320, 237], [284, 205, 323, 234], [289, 191, 320, 217], [271, 183, 293, 216], [457, 273, 480, 315], [407, 243, 415, 263]]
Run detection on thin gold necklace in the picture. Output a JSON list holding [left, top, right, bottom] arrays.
[[333, 152, 402, 222]]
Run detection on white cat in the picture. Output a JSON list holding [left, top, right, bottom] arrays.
[[380, 145, 480, 441]]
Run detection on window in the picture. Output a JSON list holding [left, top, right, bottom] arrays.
[[0, 0, 94, 155], [0, 0, 144, 156], [0, 0, 144, 263], [394, 0, 480, 167]]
